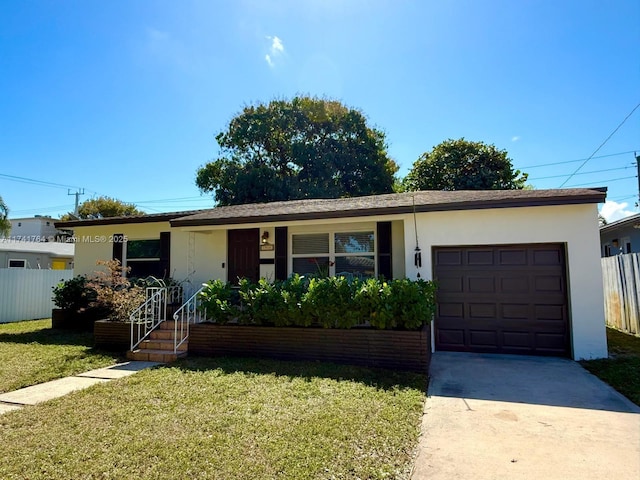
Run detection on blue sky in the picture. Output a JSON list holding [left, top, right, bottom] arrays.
[[1, 0, 638, 222]]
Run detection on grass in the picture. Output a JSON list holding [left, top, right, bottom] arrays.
[[581, 327, 640, 406], [0, 356, 427, 480], [0, 319, 121, 393]]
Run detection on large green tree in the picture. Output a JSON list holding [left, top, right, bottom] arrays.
[[60, 196, 142, 221], [403, 138, 528, 191], [196, 96, 398, 205], [0, 195, 10, 237]]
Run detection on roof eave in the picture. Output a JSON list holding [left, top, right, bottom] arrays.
[[171, 194, 605, 227]]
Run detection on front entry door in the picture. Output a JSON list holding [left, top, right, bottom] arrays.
[[228, 229, 260, 283]]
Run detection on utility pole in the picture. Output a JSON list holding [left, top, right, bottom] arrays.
[[636, 153, 640, 208], [68, 189, 85, 217]]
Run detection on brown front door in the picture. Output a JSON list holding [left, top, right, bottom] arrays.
[[433, 244, 570, 356], [228, 229, 260, 284]]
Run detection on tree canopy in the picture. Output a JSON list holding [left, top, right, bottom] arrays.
[[403, 138, 528, 191], [0, 196, 10, 237], [196, 96, 398, 205], [60, 196, 143, 221]]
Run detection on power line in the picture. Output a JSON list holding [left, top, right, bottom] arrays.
[[564, 175, 636, 188], [522, 150, 640, 169], [559, 102, 640, 187], [0, 173, 83, 190], [529, 165, 633, 181], [130, 196, 210, 205]]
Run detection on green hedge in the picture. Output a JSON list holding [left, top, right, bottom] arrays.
[[198, 275, 437, 330]]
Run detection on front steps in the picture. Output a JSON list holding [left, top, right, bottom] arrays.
[[126, 320, 188, 363]]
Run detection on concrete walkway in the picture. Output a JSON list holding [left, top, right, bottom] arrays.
[[0, 361, 160, 414], [412, 352, 640, 480]]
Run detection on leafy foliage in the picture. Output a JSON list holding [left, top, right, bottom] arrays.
[[198, 275, 437, 330], [196, 96, 398, 205], [88, 260, 145, 322], [198, 279, 236, 324], [0, 195, 10, 237], [60, 196, 142, 221], [404, 138, 528, 191], [52, 275, 97, 312]]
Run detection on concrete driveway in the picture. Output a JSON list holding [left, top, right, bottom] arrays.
[[412, 352, 640, 480]]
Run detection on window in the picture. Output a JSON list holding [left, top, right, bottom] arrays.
[[291, 231, 375, 278], [8, 259, 26, 268], [126, 239, 162, 278], [292, 233, 330, 276]]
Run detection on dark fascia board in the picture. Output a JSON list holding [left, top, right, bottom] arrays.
[[54, 211, 203, 229], [171, 193, 606, 227]]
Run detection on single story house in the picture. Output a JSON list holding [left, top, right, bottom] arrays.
[[0, 239, 74, 269], [56, 187, 608, 360], [600, 212, 640, 256]]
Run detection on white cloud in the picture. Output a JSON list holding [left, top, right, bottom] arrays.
[[265, 35, 284, 68], [511, 136, 520, 142], [600, 200, 637, 223], [271, 36, 284, 53]]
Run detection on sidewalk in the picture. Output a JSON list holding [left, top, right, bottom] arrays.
[[0, 361, 160, 414]]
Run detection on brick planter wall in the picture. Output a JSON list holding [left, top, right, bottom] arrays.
[[189, 323, 431, 372], [94, 320, 140, 351]]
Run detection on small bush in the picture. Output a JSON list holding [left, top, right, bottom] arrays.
[[88, 260, 146, 322], [52, 275, 97, 312], [198, 276, 437, 330], [199, 279, 235, 324]]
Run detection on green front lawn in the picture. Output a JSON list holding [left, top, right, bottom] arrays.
[[581, 327, 640, 406], [0, 319, 121, 393], [0, 357, 427, 479]]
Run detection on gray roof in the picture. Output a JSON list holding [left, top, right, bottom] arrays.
[[55, 210, 203, 228], [51, 188, 607, 229], [0, 240, 74, 257], [171, 188, 607, 227], [600, 212, 640, 233]]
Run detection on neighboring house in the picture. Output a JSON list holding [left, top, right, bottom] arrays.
[[56, 187, 608, 360], [600, 212, 640, 257], [9, 215, 62, 241], [0, 240, 74, 269]]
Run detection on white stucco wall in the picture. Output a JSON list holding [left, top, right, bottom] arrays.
[[400, 203, 607, 360]]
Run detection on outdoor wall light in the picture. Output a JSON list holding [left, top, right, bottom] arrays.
[[261, 231, 270, 244]]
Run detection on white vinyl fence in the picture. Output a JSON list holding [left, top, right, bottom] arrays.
[[601, 253, 640, 335], [0, 269, 74, 323]]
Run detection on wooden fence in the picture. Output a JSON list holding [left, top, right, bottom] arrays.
[[601, 254, 640, 335], [0, 269, 73, 323]]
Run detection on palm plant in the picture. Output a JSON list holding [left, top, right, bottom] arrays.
[[0, 196, 10, 238]]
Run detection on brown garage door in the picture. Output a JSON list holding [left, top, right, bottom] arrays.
[[433, 244, 569, 356]]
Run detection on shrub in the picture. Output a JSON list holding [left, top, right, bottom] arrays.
[[199, 279, 235, 324], [52, 275, 97, 312], [353, 278, 394, 329], [198, 275, 437, 330], [88, 260, 146, 322], [389, 279, 438, 329]]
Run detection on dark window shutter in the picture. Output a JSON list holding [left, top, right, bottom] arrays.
[[160, 232, 171, 279], [377, 222, 392, 280], [275, 226, 288, 281], [112, 233, 124, 264]]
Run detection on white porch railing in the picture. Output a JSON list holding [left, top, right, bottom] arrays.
[[130, 288, 168, 351], [172, 286, 206, 353]]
